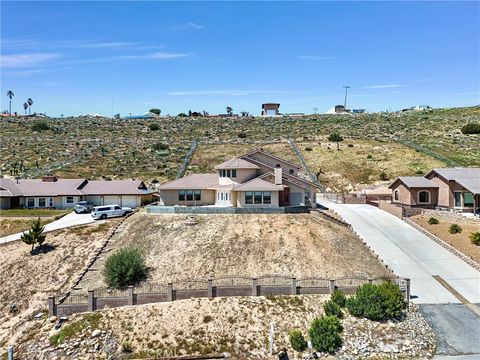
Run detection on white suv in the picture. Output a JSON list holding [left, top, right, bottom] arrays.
[[91, 205, 132, 220]]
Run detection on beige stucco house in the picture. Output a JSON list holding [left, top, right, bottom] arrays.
[[0, 175, 156, 210], [157, 149, 318, 208], [388, 168, 480, 213]]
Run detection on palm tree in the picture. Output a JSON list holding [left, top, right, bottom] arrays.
[[27, 98, 33, 114], [6, 90, 14, 115], [23, 102, 28, 114]]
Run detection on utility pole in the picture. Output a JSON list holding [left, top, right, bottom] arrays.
[[343, 85, 350, 109], [313, 107, 318, 114]]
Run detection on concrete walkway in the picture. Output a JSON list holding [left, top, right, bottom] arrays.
[[0, 212, 95, 244], [317, 201, 480, 304]]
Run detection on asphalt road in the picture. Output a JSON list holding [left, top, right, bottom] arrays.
[[317, 201, 480, 304]]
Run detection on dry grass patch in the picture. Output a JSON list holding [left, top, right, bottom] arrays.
[[0, 217, 54, 237], [297, 139, 447, 192], [410, 215, 480, 264]]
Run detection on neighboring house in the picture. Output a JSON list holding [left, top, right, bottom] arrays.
[[157, 149, 319, 208], [0, 175, 156, 210], [388, 168, 480, 213], [261, 103, 280, 116]]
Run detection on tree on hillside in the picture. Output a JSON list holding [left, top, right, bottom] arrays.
[[149, 108, 161, 115], [6, 90, 14, 115], [27, 98, 33, 114], [328, 132, 344, 151], [226, 106, 233, 116], [23, 102, 28, 114], [21, 218, 46, 253]]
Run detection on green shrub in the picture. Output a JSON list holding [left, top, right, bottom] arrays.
[[347, 144, 354, 148], [305, 147, 313, 151], [308, 315, 342, 353], [31, 121, 50, 132], [470, 232, 480, 246], [449, 224, 462, 234], [289, 329, 307, 352], [238, 132, 247, 139], [148, 123, 160, 131], [428, 217, 439, 225], [379, 171, 389, 181], [323, 300, 343, 318], [328, 132, 343, 142], [103, 248, 147, 289], [461, 123, 480, 134], [331, 289, 347, 308], [346, 282, 406, 321], [151, 142, 169, 151], [122, 342, 133, 353]]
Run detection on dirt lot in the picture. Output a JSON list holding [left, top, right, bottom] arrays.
[[297, 139, 447, 193], [15, 296, 436, 359], [77, 211, 388, 291], [0, 220, 117, 350], [410, 214, 480, 264]]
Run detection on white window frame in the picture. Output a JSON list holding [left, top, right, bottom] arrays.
[[66, 196, 74, 204], [393, 190, 399, 202], [38, 198, 46, 207], [417, 190, 431, 204], [27, 198, 35, 208]]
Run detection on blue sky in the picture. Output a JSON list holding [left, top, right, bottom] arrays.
[[1, 1, 479, 116]]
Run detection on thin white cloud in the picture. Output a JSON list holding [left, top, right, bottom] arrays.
[[0, 53, 61, 68], [117, 51, 192, 60], [2, 69, 46, 77], [166, 89, 289, 96], [298, 55, 334, 60], [175, 22, 204, 30], [364, 84, 405, 89]]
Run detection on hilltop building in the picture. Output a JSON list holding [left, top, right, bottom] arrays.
[[261, 103, 280, 116]]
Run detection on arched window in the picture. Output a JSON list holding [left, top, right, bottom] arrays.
[[418, 190, 430, 204], [394, 190, 399, 201]]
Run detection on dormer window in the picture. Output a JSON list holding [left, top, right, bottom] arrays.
[[219, 169, 237, 178]]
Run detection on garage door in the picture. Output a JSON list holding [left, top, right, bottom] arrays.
[[121, 196, 138, 208], [290, 192, 302, 206], [103, 196, 120, 206]]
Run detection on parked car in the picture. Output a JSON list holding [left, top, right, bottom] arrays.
[[91, 205, 133, 220], [74, 201, 94, 214]]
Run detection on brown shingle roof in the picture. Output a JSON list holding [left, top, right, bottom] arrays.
[[427, 168, 480, 194], [388, 177, 438, 189], [157, 174, 218, 190], [214, 158, 260, 170], [80, 180, 155, 195]]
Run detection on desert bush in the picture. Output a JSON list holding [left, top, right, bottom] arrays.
[[103, 248, 147, 289], [289, 329, 307, 352], [331, 289, 347, 308], [379, 170, 389, 181], [461, 123, 480, 134], [346, 282, 406, 321], [323, 300, 343, 318], [151, 142, 169, 151], [470, 232, 480, 246], [31, 121, 50, 132], [308, 315, 342, 353], [238, 132, 247, 139], [122, 342, 133, 353], [449, 224, 462, 234], [328, 132, 343, 142], [148, 123, 160, 131], [428, 217, 439, 225], [366, 154, 373, 159], [305, 147, 313, 151], [347, 144, 354, 147]]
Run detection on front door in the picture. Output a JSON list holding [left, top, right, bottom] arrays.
[[217, 191, 230, 206]]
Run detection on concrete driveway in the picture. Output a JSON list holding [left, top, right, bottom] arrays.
[[0, 212, 95, 244], [317, 201, 480, 304]]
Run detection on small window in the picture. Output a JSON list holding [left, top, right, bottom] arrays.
[[418, 191, 430, 203], [66, 196, 74, 204], [263, 192, 271, 204], [254, 191, 262, 204], [27, 198, 35, 208], [221, 192, 224, 200], [178, 190, 186, 201], [194, 190, 201, 201], [38, 198, 46, 207], [289, 169, 294, 175], [464, 192, 474, 207], [98, 207, 110, 212], [49, 198, 54, 207], [394, 190, 399, 201], [245, 192, 253, 204], [232, 169, 237, 178], [186, 190, 194, 201], [114, 206, 121, 210]]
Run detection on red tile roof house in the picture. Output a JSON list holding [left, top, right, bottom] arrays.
[[388, 168, 480, 214], [157, 149, 319, 208], [0, 175, 156, 210]]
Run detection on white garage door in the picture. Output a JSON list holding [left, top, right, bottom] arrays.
[[103, 196, 120, 206], [121, 196, 138, 208]]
